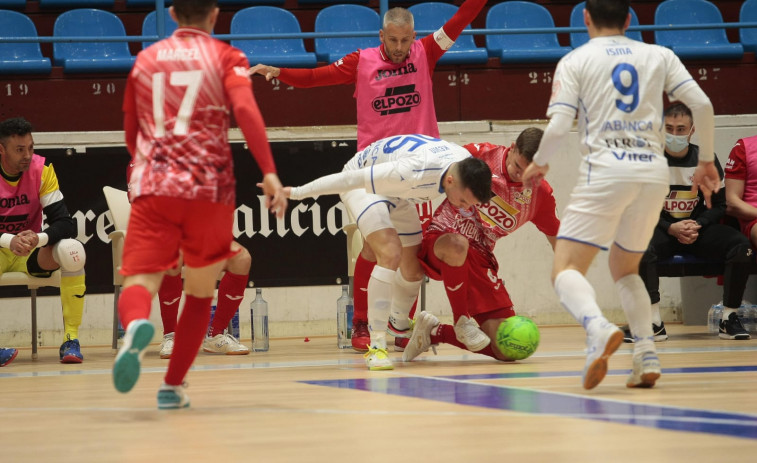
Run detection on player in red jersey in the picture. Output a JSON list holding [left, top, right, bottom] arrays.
[[113, 0, 286, 409], [250, 0, 488, 352], [403, 128, 560, 362]]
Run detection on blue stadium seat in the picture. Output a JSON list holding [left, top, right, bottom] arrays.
[[0, 1, 26, 9], [654, 0, 743, 60], [485, 1, 571, 63], [741, 0, 757, 54], [314, 5, 380, 63], [126, 0, 173, 6], [40, 0, 114, 7], [142, 8, 178, 49], [570, 1, 642, 48], [0, 10, 52, 74], [231, 7, 316, 68], [219, 0, 285, 4], [53, 9, 136, 73], [408, 2, 488, 65]]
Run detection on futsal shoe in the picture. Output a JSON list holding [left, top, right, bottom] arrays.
[[113, 319, 155, 393], [402, 311, 439, 362], [364, 345, 394, 371], [621, 322, 668, 343], [0, 348, 18, 367], [394, 336, 408, 352], [453, 316, 490, 352], [157, 382, 190, 409], [719, 312, 751, 340], [387, 316, 412, 338], [626, 351, 661, 388], [351, 320, 370, 353], [59, 335, 84, 363], [582, 321, 624, 390], [159, 332, 174, 359], [203, 333, 250, 355]]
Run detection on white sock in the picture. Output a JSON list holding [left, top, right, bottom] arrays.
[[554, 269, 604, 331], [368, 265, 395, 348], [616, 274, 654, 352], [650, 302, 662, 326], [389, 270, 421, 331]]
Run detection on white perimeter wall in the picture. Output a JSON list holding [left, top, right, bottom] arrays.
[[2, 115, 756, 348]]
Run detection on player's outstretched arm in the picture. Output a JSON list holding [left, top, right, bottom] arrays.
[[522, 163, 549, 189], [248, 64, 280, 81]]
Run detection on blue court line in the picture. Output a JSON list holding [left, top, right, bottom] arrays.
[[303, 365, 757, 440]]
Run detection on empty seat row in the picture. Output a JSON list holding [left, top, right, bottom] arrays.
[[1, 0, 756, 75]]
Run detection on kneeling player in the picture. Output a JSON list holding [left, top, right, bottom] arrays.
[[403, 128, 559, 361]]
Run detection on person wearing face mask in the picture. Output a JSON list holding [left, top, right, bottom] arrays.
[[629, 102, 752, 342]]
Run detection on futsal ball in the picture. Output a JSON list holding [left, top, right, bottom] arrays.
[[495, 316, 540, 360]]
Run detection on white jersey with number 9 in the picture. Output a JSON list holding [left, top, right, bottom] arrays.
[[547, 35, 696, 186]]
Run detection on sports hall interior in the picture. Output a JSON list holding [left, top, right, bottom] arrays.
[[0, 0, 756, 461]]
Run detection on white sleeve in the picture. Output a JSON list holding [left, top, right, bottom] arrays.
[[677, 84, 715, 163], [289, 170, 365, 200], [362, 160, 420, 198], [532, 112, 574, 166]]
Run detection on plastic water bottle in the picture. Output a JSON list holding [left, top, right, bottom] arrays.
[[250, 288, 269, 352], [707, 302, 723, 333], [737, 302, 750, 330], [749, 304, 757, 333], [230, 310, 240, 339], [337, 285, 353, 349]]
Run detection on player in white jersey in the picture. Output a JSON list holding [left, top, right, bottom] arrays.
[[282, 134, 492, 370], [522, 0, 719, 390]]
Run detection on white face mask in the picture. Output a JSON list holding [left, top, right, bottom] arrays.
[[665, 133, 689, 153]]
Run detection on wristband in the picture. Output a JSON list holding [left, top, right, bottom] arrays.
[[0, 233, 12, 249], [37, 233, 49, 247]]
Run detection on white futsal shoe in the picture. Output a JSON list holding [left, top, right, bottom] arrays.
[[453, 315, 490, 352], [582, 320, 624, 390]]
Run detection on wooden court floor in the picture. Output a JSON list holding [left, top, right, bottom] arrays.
[[1, 324, 756, 462]]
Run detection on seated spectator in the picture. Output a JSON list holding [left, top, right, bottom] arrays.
[[631, 103, 752, 342], [724, 134, 757, 250], [0, 117, 88, 366]]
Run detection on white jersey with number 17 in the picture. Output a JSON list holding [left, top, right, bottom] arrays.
[[548, 35, 696, 186]]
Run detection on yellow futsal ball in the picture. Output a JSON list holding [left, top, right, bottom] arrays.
[[495, 316, 540, 360]]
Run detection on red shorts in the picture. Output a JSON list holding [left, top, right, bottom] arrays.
[[121, 196, 237, 275], [741, 218, 757, 243], [419, 231, 514, 317]]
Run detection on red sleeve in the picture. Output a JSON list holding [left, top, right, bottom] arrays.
[[725, 140, 747, 180], [277, 52, 358, 88], [531, 181, 561, 237], [463, 142, 498, 157], [122, 75, 138, 157], [419, 0, 487, 70]]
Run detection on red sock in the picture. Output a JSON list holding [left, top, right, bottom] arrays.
[[353, 254, 375, 324], [440, 261, 469, 323], [430, 323, 498, 359], [210, 271, 247, 337], [118, 285, 153, 328], [158, 273, 183, 334], [165, 295, 212, 386]]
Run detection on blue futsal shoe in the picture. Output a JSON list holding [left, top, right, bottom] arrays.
[[0, 348, 18, 367], [60, 336, 84, 363]]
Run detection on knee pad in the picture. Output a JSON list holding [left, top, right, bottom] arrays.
[[53, 239, 86, 272]]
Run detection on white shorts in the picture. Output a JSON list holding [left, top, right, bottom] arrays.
[[340, 189, 422, 247], [558, 181, 667, 252]]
